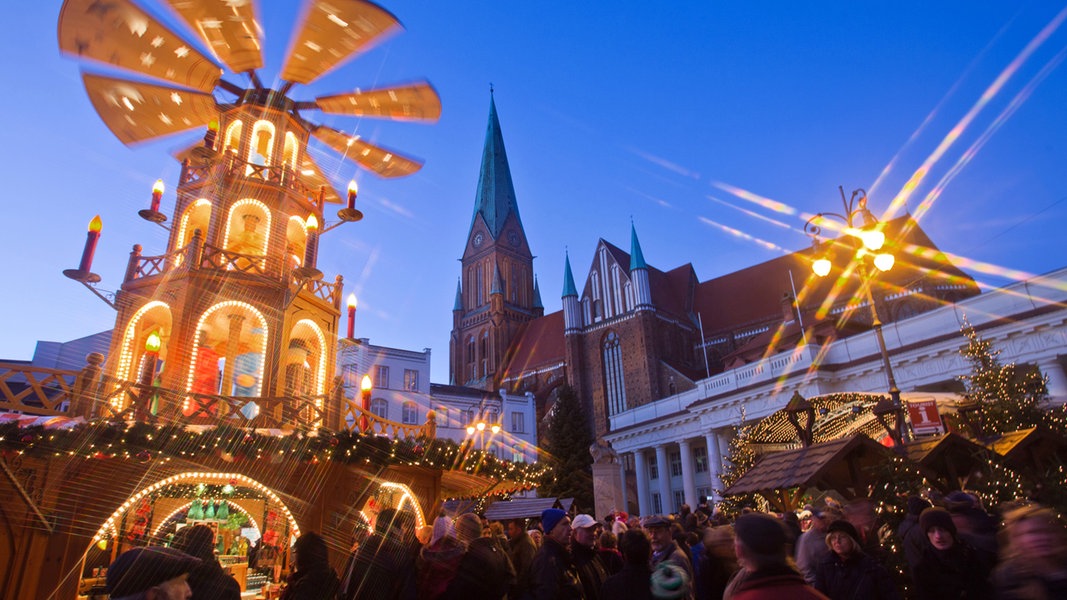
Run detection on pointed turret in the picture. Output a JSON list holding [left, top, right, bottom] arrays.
[[453, 278, 463, 311], [491, 262, 504, 296], [563, 252, 581, 334], [533, 276, 543, 309], [470, 94, 522, 239], [630, 224, 653, 310]]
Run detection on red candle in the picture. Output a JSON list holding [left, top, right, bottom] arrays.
[[150, 179, 164, 213], [347, 179, 358, 211], [303, 214, 319, 267], [79, 215, 103, 273], [346, 293, 357, 338], [360, 375, 372, 433]]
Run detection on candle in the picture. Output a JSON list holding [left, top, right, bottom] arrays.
[[346, 293, 357, 338], [150, 179, 164, 213], [347, 180, 358, 211], [303, 214, 318, 268], [78, 215, 103, 273], [360, 374, 372, 433]]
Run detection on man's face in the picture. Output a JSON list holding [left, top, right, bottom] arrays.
[[507, 521, 522, 539], [148, 575, 192, 600], [548, 517, 572, 546], [647, 525, 672, 552], [572, 525, 598, 549], [927, 526, 954, 551]]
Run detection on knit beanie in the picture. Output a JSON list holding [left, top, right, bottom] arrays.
[[733, 513, 787, 556], [919, 507, 957, 537], [541, 508, 567, 534], [825, 519, 860, 543], [649, 562, 691, 599]]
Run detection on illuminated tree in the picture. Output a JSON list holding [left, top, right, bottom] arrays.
[[539, 384, 594, 511]]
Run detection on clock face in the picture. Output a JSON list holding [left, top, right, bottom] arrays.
[[473, 233, 484, 248], [508, 230, 521, 247]]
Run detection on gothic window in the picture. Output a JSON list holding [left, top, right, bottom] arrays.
[[510, 267, 518, 303], [466, 336, 476, 381], [603, 331, 627, 415], [402, 401, 418, 424], [582, 298, 592, 325], [480, 331, 490, 377], [476, 264, 484, 305]]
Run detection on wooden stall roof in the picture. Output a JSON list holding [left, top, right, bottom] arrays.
[[484, 497, 575, 521], [725, 435, 894, 510], [985, 427, 1067, 471], [905, 432, 993, 489]]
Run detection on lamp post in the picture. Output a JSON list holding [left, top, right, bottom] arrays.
[[805, 187, 906, 445]]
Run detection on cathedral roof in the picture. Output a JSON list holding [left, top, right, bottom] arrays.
[[498, 310, 565, 382], [470, 95, 522, 239]]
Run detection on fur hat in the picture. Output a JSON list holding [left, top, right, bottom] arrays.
[[919, 507, 957, 537], [541, 508, 567, 534]]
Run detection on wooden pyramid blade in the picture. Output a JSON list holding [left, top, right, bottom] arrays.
[[312, 126, 422, 178], [160, 0, 263, 74], [58, 0, 222, 92], [83, 72, 218, 145], [313, 81, 441, 122], [280, 0, 401, 86], [296, 153, 343, 204]]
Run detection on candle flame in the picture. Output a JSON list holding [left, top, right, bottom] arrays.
[[347, 179, 358, 196], [145, 332, 162, 352], [347, 293, 357, 310], [306, 214, 319, 231], [360, 374, 372, 392], [88, 215, 103, 233], [208, 119, 219, 132], [152, 179, 165, 195]]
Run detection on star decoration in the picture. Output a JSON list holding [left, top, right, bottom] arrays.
[[150, 36, 164, 48], [139, 52, 156, 67], [174, 46, 190, 58]]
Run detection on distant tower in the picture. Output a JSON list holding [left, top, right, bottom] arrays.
[[450, 94, 537, 389]]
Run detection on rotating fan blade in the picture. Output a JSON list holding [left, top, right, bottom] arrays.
[[313, 81, 441, 122], [160, 0, 263, 74], [312, 126, 423, 178], [58, 0, 222, 92], [82, 72, 218, 145], [280, 0, 401, 86]]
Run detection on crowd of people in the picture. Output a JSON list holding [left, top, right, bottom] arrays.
[[102, 492, 1067, 600]]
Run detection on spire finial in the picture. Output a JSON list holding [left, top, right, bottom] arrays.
[[490, 82, 494, 96]]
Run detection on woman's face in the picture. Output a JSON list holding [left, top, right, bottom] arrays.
[[927, 526, 954, 551], [827, 532, 855, 557]]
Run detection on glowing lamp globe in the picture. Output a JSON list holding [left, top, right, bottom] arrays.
[[491, 424, 501, 434], [476, 421, 486, 431], [873, 253, 895, 272], [860, 229, 885, 251], [466, 426, 475, 436], [812, 257, 832, 277]]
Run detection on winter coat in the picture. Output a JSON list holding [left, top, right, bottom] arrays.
[[601, 564, 655, 600], [913, 541, 992, 600], [795, 529, 832, 584], [416, 536, 464, 600], [814, 551, 900, 600], [729, 563, 829, 600], [572, 542, 610, 600], [444, 536, 516, 600], [341, 533, 417, 600], [522, 537, 584, 600], [186, 560, 241, 600], [280, 565, 341, 600]]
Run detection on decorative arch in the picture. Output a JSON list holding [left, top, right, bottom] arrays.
[[287, 319, 328, 396], [224, 119, 243, 154], [174, 199, 212, 264], [286, 215, 309, 268], [116, 301, 173, 386], [151, 500, 261, 538], [91, 471, 300, 544], [247, 120, 276, 173], [223, 199, 271, 266], [282, 131, 299, 170], [186, 301, 269, 399]]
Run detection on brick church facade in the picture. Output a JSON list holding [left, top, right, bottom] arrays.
[[451, 97, 981, 440]]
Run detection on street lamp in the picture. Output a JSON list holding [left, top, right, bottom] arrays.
[[805, 187, 905, 445]]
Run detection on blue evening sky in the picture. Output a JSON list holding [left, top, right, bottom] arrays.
[[2, 1, 1065, 385]]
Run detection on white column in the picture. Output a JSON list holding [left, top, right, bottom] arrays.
[[633, 448, 650, 517], [705, 431, 723, 503], [655, 444, 671, 514], [678, 439, 698, 509], [1039, 358, 1067, 406]]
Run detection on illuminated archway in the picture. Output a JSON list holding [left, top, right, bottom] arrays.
[[282, 131, 299, 170], [224, 119, 243, 154], [286, 215, 309, 268], [288, 319, 327, 396], [115, 301, 173, 397], [174, 199, 212, 266], [186, 301, 268, 400], [222, 199, 271, 266], [247, 120, 276, 174], [363, 482, 426, 529]]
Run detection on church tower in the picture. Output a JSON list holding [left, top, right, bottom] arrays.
[[450, 95, 538, 388]]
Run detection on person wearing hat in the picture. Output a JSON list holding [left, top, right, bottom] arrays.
[[523, 508, 583, 599], [726, 513, 827, 600], [895, 495, 930, 579], [571, 514, 611, 600], [170, 524, 241, 600], [813, 520, 899, 600], [644, 514, 694, 599], [107, 546, 202, 600], [795, 506, 840, 584], [505, 517, 538, 595], [601, 528, 655, 600], [912, 507, 992, 600], [280, 532, 341, 600]]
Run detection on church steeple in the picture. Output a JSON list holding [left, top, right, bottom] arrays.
[[630, 223, 653, 310], [450, 93, 537, 390], [563, 252, 581, 334], [470, 93, 522, 240]]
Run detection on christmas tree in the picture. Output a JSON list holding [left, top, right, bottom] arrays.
[[539, 384, 594, 512]]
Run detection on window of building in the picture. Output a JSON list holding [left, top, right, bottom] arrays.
[[436, 406, 450, 428], [697, 487, 712, 504], [669, 451, 682, 477], [404, 369, 418, 391], [651, 493, 662, 514], [603, 331, 627, 416], [402, 401, 418, 424], [370, 398, 388, 419], [694, 446, 708, 473], [648, 455, 658, 480], [672, 490, 685, 513], [340, 364, 359, 388], [512, 444, 525, 463], [511, 412, 525, 433], [375, 365, 389, 389]]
